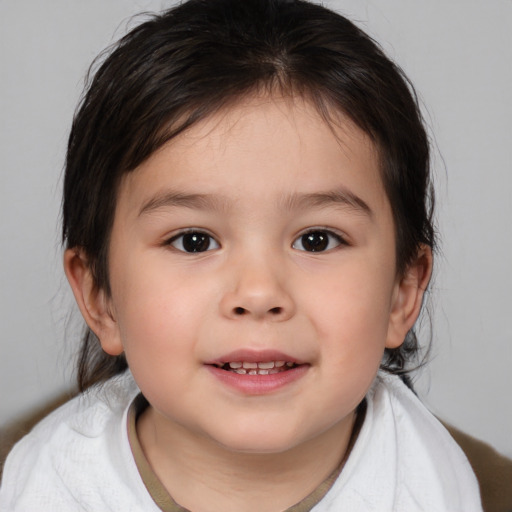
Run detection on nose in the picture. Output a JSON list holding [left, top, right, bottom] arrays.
[[220, 255, 296, 322]]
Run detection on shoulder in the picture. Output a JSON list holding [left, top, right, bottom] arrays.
[[6, 370, 138, 452], [443, 421, 512, 512], [376, 373, 482, 508], [316, 373, 483, 512], [0, 372, 150, 511]]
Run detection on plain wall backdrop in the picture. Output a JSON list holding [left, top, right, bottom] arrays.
[[1, 0, 511, 457]]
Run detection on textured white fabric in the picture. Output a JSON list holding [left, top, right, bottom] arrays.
[[0, 373, 159, 512], [0, 371, 482, 512], [312, 373, 482, 512]]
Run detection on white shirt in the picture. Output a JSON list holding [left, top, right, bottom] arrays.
[[0, 371, 482, 511]]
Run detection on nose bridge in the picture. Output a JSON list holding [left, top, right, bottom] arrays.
[[221, 246, 295, 321]]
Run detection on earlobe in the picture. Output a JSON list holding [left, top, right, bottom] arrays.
[[386, 245, 433, 349], [63, 248, 124, 356]]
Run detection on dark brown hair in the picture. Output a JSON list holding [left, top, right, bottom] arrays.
[[63, 0, 435, 391]]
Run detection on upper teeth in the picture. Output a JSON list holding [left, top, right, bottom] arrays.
[[217, 360, 295, 374], [231, 361, 289, 369]]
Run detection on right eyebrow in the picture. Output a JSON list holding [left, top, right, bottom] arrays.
[[138, 191, 230, 217], [281, 189, 373, 218]]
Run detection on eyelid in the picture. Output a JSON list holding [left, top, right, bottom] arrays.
[[292, 227, 349, 252], [165, 228, 220, 253]]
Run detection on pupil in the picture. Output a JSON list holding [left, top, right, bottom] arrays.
[[302, 232, 328, 252], [183, 233, 210, 252]]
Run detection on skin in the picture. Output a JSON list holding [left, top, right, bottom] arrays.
[[65, 95, 432, 512]]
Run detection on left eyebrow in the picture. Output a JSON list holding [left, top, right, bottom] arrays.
[[138, 191, 230, 217], [280, 189, 373, 217]]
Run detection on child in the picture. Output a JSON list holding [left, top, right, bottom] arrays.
[[0, 0, 483, 510]]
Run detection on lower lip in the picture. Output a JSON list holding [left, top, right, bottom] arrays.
[[206, 365, 309, 395]]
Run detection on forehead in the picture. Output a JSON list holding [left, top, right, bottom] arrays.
[[116, 95, 388, 219]]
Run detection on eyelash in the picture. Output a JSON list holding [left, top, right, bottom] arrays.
[[165, 228, 347, 254], [166, 230, 220, 253], [292, 229, 347, 253]]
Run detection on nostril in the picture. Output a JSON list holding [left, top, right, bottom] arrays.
[[231, 306, 284, 317]]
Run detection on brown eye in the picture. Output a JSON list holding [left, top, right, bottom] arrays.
[[170, 231, 220, 253], [293, 230, 343, 252]]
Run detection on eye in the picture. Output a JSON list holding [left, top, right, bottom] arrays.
[[292, 230, 345, 252], [168, 231, 220, 253]]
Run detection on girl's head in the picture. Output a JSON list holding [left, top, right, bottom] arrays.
[[63, 0, 435, 391]]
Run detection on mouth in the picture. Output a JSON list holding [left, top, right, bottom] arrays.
[[205, 352, 308, 393], [211, 360, 298, 375]]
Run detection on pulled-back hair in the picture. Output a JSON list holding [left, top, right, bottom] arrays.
[[63, 0, 435, 391]]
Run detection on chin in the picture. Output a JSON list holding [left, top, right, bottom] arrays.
[[205, 420, 310, 456]]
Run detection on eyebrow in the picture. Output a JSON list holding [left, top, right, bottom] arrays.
[[138, 188, 372, 217], [281, 189, 373, 217], [138, 191, 230, 216]]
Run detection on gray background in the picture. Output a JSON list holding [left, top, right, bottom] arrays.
[[1, 0, 511, 457]]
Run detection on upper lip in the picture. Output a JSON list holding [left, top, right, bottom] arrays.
[[205, 349, 304, 365]]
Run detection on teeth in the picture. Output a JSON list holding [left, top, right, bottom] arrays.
[[258, 362, 275, 369], [221, 360, 297, 375]]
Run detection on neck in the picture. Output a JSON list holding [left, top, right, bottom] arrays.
[[137, 405, 361, 512]]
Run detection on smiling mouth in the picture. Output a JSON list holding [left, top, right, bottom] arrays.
[[212, 361, 298, 375]]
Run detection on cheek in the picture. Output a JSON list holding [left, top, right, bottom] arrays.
[[304, 262, 395, 360], [111, 263, 210, 360], [112, 278, 209, 407]]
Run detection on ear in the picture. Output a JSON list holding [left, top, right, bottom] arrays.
[[63, 248, 124, 356], [386, 245, 433, 349]]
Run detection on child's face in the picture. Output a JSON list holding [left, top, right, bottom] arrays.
[[78, 96, 425, 454]]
